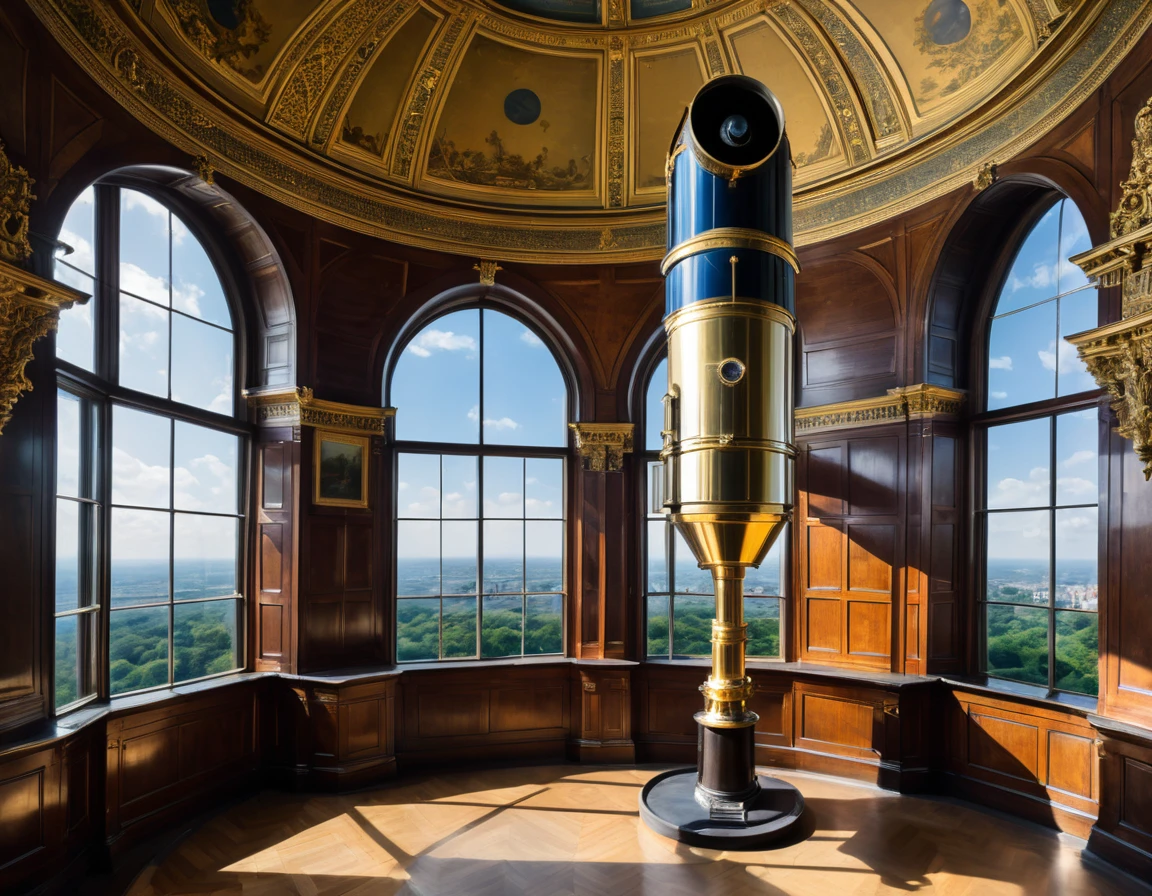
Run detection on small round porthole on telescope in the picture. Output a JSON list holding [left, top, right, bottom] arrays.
[[690, 76, 781, 168], [718, 358, 746, 385]]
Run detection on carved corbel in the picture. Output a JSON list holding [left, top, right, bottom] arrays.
[[0, 268, 88, 433], [244, 386, 396, 437], [569, 422, 634, 473], [1068, 94, 1152, 478]]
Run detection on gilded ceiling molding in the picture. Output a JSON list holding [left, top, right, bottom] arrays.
[[608, 35, 626, 208], [700, 19, 727, 78], [246, 386, 396, 437], [1068, 94, 1152, 479], [795, 385, 966, 435], [570, 422, 635, 472], [771, 3, 869, 165]]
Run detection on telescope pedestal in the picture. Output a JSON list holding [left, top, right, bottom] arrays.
[[638, 721, 805, 849]]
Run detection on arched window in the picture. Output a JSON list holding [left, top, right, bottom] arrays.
[[978, 197, 1099, 696], [641, 356, 786, 659], [389, 307, 568, 661], [53, 183, 246, 710]]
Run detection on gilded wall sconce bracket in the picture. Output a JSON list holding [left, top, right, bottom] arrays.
[[569, 422, 634, 472], [245, 386, 396, 437]]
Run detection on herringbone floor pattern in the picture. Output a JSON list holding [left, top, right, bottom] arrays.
[[123, 766, 1141, 896]]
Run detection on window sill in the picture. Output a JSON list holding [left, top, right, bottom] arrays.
[[940, 675, 1098, 715]]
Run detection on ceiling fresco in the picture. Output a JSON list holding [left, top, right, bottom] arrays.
[[24, 0, 1151, 261]]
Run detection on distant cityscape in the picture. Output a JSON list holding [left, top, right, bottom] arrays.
[[985, 558, 1098, 610]]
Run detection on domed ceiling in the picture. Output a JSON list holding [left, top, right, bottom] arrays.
[[26, 0, 1152, 261]]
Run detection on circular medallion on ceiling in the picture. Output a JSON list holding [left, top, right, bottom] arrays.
[[924, 0, 972, 45], [504, 89, 542, 126], [206, 0, 241, 29]]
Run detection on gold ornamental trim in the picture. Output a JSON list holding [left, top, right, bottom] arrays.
[[245, 386, 395, 436], [569, 422, 634, 472], [661, 228, 801, 276], [663, 296, 796, 334], [0, 142, 34, 264], [795, 384, 967, 435], [0, 263, 88, 433]]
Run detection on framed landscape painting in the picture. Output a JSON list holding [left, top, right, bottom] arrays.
[[314, 431, 370, 508]]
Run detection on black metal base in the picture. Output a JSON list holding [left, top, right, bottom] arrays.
[[639, 768, 806, 849]]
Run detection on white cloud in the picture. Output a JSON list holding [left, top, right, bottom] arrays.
[[520, 329, 543, 347], [989, 465, 1049, 508], [1038, 339, 1082, 374], [408, 329, 477, 358], [989, 356, 1013, 370], [1056, 475, 1096, 500], [466, 405, 519, 431], [1009, 262, 1057, 295], [123, 189, 187, 245], [990, 391, 1008, 400], [1062, 450, 1095, 469]]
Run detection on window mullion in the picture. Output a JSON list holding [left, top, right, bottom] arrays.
[[1049, 416, 1057, 694]]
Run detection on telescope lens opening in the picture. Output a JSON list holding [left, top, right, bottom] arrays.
[[720, 115, 750, 148], [718, 358, 746, 385]]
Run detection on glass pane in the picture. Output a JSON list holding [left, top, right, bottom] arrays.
[[1055, 611, 1098, 695], [54, 265, 95, 371], [647, 594, 669, 657], [112, 508, 170, 606], [746, 527, 786, 596], [1055, 508, 1097, 609], [647, 520, 668, 593], [672, 595, 712, 657], [397, 520, 439, 596], [57, 185, 95, 275], [119, 293, 169, 398], [484, 456, 523, 517], [171, 222, 231, 327], [441, 520, 477, 594], [647, 460, 665, 519], [392, 309, 480, 443], [987, 300, 1057, 410], [1058, 200, 1092, 295], [483, 520, 523, 593], [174, 599, 239, 683], [673, 529, 712, 594], [986, 604, 1049, 687], [54, 615, 80, 709], [1056, 410, 1098, 506], [174, 422, 239, 515], [646, 357, 668, 452], [525, 458, 563, 518], [483, 309, 566, 447], [746, 597, 782, 658], [119, 189, 170, 304], [985, 510, 1049, 603], [481, 595, 522, 658], [526, 520, 563, 593], [57, 391, 81, 498], [397, 453, 440, 518], [1056, 288, 1098, 397], [55, 499, 80, 613], [986, 418, 1050, 510], [171, 314, 234, 414], [443, 597, 477, 658], [397, 598, 439, 661], [174, 514, 238, 600], [113, 406, 171, 508], [110, 606, 171, 695], [441, 455, 478, 518], [996, 202, 1060, 315], [526, 594, 563, 655]]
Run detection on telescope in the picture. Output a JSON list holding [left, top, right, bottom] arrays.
[[639, 75, 806, 847]]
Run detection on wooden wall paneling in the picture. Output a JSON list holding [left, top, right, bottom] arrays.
[[575, 468, 605, 659], [253, 439, 299, 673], [634, 663, 702, 764], [568, 663, 635, 762], [917, 420, 964, 673], [0, 742, 59, 892], [1089, 716, 1152, 882]]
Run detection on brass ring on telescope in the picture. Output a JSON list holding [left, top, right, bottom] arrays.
[[663, 295, 796, 335], [661, 227, 801, 276]]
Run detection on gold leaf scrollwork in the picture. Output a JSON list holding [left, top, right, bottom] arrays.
[[1111, 94, 1152, 239], [569, 422, 635, 473], [0, 142, 35, 264]]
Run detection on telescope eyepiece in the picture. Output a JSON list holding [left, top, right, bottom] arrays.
[[720, 115, 750, 148]]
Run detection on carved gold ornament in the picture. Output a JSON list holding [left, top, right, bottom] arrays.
[[0, 142, 34, 264], [795, 384, 966, 435], [245, 386, 395, 437], [474, 259, 502, 287], [1068, 94, 1152, 479], [0, 267, 88, 433], [570, 422, 635, 472]]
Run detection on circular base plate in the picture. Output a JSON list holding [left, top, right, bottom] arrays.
[[639, 768, 806, 849]]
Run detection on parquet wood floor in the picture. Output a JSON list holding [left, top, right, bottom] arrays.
[[123, 766, 1145, 896]]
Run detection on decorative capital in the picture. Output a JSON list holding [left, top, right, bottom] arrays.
[[569, 422, 634, 472], [473, 259, 502, 287], [0, 264, 88, 433], [0, 142, 35, 264], [795, 384, 966, 435], [245, 386, 395, 437], [974, 160, 998, 191], [193, 154, 215, 185], [1111, 94, 1152, 240]]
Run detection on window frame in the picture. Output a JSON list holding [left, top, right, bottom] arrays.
[[386, 302, 573, 663], [52, 179, 252, 712], [970, 193, 1104, 699], [637, 351, 789, 662]]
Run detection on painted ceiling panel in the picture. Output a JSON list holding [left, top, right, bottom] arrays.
[[633, 48, 706, 193], [424, 34, 601, 197], [341, 8, 440, 158], [493, 0, 601, 24]]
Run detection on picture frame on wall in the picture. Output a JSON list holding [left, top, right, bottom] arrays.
[[313, 430, 370, 508]]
